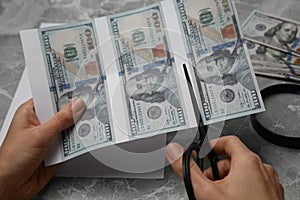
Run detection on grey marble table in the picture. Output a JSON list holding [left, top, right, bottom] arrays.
[[1, 0, 300, 199]]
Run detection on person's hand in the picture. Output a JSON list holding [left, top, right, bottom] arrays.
[[0, 98, 85, 200], [165, 136, 284, 200]]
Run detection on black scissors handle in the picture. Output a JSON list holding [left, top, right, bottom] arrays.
[[207, 150, 221, 180], [182, 143, 200, 200], [182, 64, 221, 199], [182, 143, 220, 200]]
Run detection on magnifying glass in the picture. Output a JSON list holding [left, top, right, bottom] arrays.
[[251, 84, 300, 149]]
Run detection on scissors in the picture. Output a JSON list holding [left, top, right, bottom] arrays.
[[182, 64, 221, 200]]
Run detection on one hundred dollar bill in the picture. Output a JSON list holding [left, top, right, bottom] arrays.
[[254, 71, 300, 82], [245, 39, 300, 66], [245, 39, 300, 81], [174, 0, 264, 124], [251, 61, 300, 82], [39, 21, 113, 158], [109, 4, 186, 136], [242, 11, 300, 58], [251, 61, 300, 75]]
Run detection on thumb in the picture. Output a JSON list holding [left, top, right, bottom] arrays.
[[41, 98, 86, 142], [165, 143, 185, 178]]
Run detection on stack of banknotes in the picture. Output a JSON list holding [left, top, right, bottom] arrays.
[[20, 0, 265, 164], [242, 11, 300, 82]]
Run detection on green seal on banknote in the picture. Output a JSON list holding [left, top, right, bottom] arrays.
[[199, 8, 214, 26]]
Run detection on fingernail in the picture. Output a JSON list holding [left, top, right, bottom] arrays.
[[71, 98, 86, 114], [165, 143, 183, 162]]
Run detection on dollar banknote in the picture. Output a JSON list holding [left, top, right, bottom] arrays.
[[245, 39, 300, 66], [242, 11, 300, 59], [109, 4, 186, 136], [251, 61, 300, 81], [254, 71, 300, 82], [251, 61, 300, 75], [39, 21, 113, 158], [245, 39, 300, 82], [174, 0, 264, 124]]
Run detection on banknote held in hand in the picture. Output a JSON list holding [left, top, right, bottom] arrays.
[[20, 0, 264, 165]]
